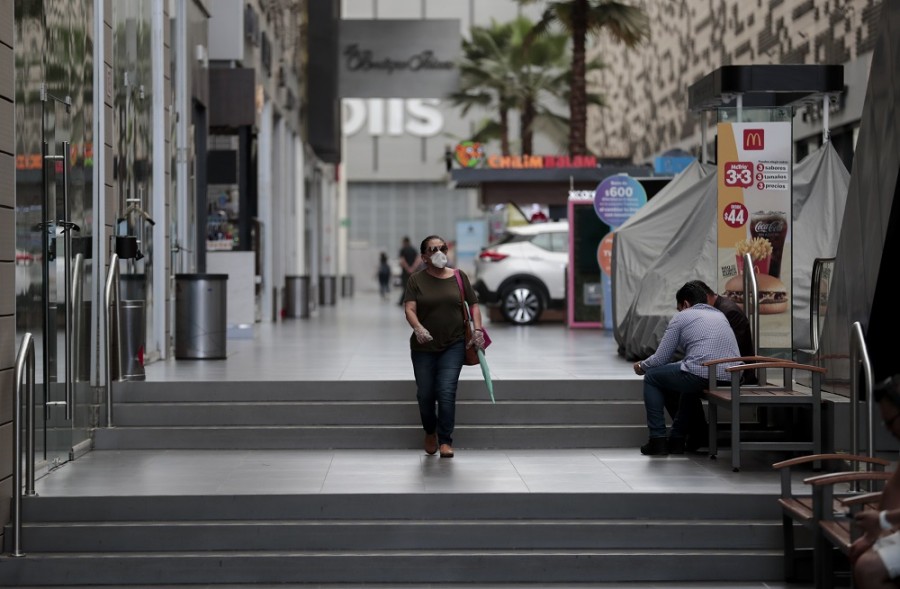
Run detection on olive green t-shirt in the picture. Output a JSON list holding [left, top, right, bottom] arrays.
[[404, 269, 478, 352]]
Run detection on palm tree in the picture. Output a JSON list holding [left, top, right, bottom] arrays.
[[448, 21, 517, 155], [450, 17, 603, 155], [519, 0, 649, 156]]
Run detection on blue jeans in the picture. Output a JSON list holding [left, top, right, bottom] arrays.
[[411, 339, 465, 446], [642, 363, 709, 439]]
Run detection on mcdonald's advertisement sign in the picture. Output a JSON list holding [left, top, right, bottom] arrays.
[[717, 122, 792, 349]]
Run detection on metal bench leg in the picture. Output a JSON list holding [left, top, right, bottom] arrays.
[[731, 383, 741, 472], [708, 403, 718, 459], [782, 514, 797, 581]]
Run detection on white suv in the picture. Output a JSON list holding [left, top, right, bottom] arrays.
[[473, 221, 569, 325]]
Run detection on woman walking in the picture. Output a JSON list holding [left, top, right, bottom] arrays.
[[402, 235, 484, 458]]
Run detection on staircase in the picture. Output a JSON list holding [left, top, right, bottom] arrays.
[[94, 379, 648, 450], [0, 376, 791, 586], [2, 492, 783, 585]]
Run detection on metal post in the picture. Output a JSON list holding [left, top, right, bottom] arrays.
[[736, 94, 743, 123], [850, 321, 874, 460], [13, 333, 36, 557], [104, 253, 121, 427], [700, 111, 707, 164], [742, 253, 759, 356], [822, 94, 830, 144]]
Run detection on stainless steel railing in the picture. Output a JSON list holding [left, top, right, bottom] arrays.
[[742, 253, 760, 356], [850, 321, 874, 460], [12, 333, 37, 557], [104, 253, 121, 427], [809, 257, 835, 353]]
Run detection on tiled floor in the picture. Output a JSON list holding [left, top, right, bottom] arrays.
[[35, 291, 815, 498]]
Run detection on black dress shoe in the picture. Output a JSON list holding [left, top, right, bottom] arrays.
[[640, 437, 669, 456], [685, 429, 708, 452], [667, 437, 685, 454]]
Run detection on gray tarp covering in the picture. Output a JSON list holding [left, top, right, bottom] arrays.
[[612, 143, 849, 360]]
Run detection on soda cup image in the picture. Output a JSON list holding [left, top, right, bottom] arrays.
[[749, 211, 788, 278]]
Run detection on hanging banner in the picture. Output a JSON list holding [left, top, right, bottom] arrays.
[[717, 122, 792, 349]]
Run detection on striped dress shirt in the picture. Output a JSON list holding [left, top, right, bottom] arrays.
[[639, 303, 742, 381]]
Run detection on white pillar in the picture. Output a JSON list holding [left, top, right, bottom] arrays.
[[258, 100, 274, 321], [175, 0, 190, 272], [294, 138, 306, 275], [337, 132, 348, 282], [92, 0, 107, 385], [151, 0, 166, 358]]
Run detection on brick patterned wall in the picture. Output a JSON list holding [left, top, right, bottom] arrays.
[[587, 0, 882, 161], [0, 0, 15, 547]]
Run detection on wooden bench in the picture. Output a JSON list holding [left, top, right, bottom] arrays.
[[805, 469, 891, 589], [702, 357, 826, 471], [773, 453, 891, 583]]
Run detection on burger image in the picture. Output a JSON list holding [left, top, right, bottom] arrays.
[[722, 273, 789, 314]]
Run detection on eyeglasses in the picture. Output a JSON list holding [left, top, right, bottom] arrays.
[[427, 245, 449, 254]]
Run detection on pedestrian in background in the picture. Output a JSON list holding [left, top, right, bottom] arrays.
[[397, 236, 419, 306], [377, 252, 391, 300]]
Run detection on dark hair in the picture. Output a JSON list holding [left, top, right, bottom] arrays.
[[686, 280, 714, 296], [676, 282, 707, 307], [420, 235, 445, 254], [875, 375, 900, 408]]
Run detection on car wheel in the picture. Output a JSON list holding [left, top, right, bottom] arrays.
[[500, 282, 544, 325]]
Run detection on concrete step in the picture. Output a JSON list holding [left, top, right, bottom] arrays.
[[93, 424, 647, 449], [20, 493, 779, 522], [112, 400, 646, 426], [17, 520, 781, 552], [0, 549, 784, 585], [113, 379, 643, 402]]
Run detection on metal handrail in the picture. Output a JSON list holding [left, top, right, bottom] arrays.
[[742, 253, 760, 356], [850, 321, 874, 460], [12, 333, 37, 557], [104, 253, 121, 427], [809, 257, 835, 353], [69, 252, 84, 419]]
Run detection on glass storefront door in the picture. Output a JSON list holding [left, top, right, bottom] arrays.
[[39, 93, 76, 468]]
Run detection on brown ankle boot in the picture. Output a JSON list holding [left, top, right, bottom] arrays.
[[424, 433, 438, 455]]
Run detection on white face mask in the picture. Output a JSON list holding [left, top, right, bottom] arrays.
[[430, 251, 448, 269]]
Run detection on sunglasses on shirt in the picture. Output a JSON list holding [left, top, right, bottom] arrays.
[[426, 245, 449, 254]]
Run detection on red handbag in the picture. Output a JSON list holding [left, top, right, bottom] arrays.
[[454, 270, 491, 366]]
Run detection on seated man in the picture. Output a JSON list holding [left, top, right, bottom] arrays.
[[632, 282, 741, 455], [669, 279, 758, 451], [852, 375, 900, 589]]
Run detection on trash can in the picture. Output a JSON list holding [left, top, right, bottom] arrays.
[[341, 275, 354, 298], [285, 275, 310, 318], [175, 274, 228, 359], [319, 275, 336, 306], [119, 299, 146, 380], [117, 274, 147, 380], [119, 274, 146, 301]]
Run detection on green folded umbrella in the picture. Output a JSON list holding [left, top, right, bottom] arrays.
[[465, 301, 495, 403], [476, 347, 495, 404]]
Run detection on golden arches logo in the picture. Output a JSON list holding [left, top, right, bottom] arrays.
[[743, 129, 765, 150]]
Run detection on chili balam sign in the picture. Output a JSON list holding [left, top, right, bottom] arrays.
[[453, 142, 598, 170]]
